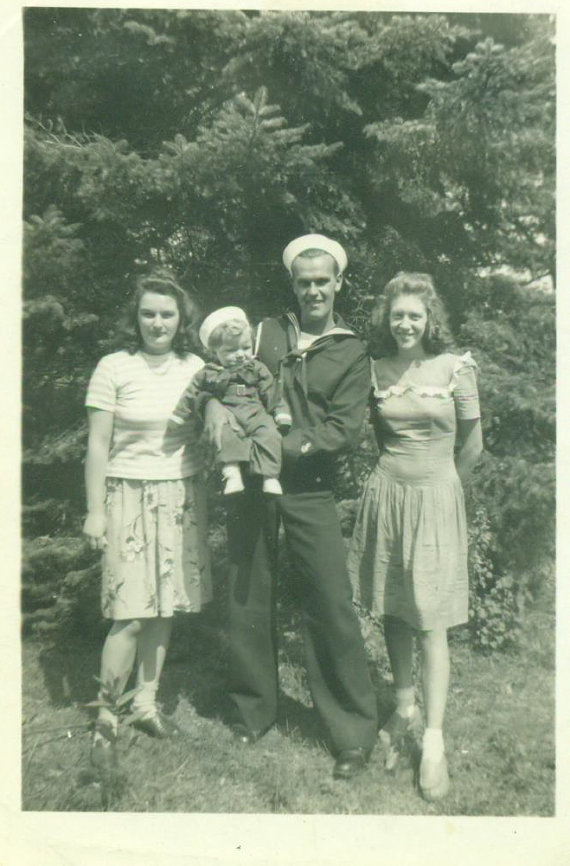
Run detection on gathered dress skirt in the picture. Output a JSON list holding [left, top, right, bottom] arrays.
[[347, 456, 469, 631]]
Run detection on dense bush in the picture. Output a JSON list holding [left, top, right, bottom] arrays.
[[21, 537, 101, 641], [22, 10, 555, 651], [466, 504, 521, 651]]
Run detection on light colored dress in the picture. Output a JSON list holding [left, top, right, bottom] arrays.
[[85, 350, 212, 619], [347, 352, 480, 630]]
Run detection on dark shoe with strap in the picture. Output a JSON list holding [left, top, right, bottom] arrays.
[[131, 711, 182, 739], [379, 706, 423, 771], [230, 723, 265, 745], [333, 747, 371, 780]]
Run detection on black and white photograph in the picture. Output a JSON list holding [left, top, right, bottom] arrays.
[[4, 0, 567, 862]]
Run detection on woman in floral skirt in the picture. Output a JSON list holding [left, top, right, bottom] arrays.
[[83, 267, 211, 766]]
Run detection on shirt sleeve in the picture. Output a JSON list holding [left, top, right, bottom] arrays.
[[85, 355, 117, 412], [253, 360, 276, 410], [452, 353, 481, 421], [170, 368, 207, 424], [254, 360, 291, 420]]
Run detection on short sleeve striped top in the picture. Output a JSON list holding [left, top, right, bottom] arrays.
[[85, 350, 205, 480]]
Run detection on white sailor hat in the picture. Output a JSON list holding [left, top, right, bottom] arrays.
[[198, 306, 249, 349], [282, 233, 348, 275]]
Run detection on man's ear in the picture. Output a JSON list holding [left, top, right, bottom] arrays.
[[335, 274, 343, 293]]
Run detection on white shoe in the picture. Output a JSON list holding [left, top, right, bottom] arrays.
[[419, 753, 450, 801], [223, 476, 245, 495], [262, 478, 283, 495]]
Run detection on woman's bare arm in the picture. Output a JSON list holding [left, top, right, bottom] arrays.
[[83, 408, 114, 549], [455, 417, 483, 485]]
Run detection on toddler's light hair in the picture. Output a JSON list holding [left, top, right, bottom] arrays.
[[207, 317, 252, 351]]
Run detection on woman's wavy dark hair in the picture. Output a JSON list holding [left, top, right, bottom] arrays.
[[368, 272, 456, 358], [117, 267, 201, 357]]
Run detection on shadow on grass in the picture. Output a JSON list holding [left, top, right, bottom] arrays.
[[160, 602, 357, 751], [30, 558, 396, 754], [35, 629, 105, 709], [159, 607, 233, 722]]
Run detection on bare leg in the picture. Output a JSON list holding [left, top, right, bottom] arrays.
[[417, 627, 450, 800], [98, 619, 142, 730], [384, 614, 414, 692], [418, 627, 449, 731], [380, 616, 421, 768], [133, 616, 174, 718]]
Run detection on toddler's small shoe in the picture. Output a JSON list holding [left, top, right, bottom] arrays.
[[419, 753, 450, 802], [262, 478, 283, 495], [275, 412, 292, 432], [223, 476, 245, 495]]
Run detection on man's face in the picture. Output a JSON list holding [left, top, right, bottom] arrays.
[[291, 254, 342, 333]]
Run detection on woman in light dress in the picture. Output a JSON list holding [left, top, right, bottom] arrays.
[[83, 268, 211, 766], [347, 273, 483, 801]]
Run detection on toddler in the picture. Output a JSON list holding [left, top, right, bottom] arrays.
[[172, 306, 291, 495]]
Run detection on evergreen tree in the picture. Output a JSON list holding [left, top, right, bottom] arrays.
[[22, 10, 555, 646]]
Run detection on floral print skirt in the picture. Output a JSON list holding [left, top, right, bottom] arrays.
[[101, 476, 212, 620]]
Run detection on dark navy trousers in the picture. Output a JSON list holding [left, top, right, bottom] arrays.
[[225, 483, 378, 753]]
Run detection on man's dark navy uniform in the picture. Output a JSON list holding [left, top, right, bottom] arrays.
[[210, 234, 378, 780]]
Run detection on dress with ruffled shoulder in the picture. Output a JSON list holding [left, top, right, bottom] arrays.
[[346, 352, 480, 630]]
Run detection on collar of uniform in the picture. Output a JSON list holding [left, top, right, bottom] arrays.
[[285, 311, 355, 352]]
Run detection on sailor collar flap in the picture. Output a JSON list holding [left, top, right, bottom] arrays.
[[283, 312, 356, 360]]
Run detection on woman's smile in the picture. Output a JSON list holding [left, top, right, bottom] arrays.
[[389, 293, 428, 355]]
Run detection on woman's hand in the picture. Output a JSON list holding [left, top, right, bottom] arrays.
[[83, 512, 108, 550]]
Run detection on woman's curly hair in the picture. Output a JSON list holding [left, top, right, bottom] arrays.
[[117, 267, 201, 357], [368, 272, 456, 358]]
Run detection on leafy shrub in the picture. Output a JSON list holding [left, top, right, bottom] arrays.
[[470, 452, 554, 576], [466, 502, 522, 652]]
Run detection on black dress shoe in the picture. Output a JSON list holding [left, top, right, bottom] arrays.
[[131, 711, 181, 739], [230, 721, 276, 745], [230, 723, 261, 745], [333, 747, 370, 780]]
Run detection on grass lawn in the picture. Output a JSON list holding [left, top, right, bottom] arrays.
[[21, 567, 554, 815]]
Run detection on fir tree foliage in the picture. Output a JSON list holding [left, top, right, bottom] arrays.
[[22, 10, 555, 649]]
